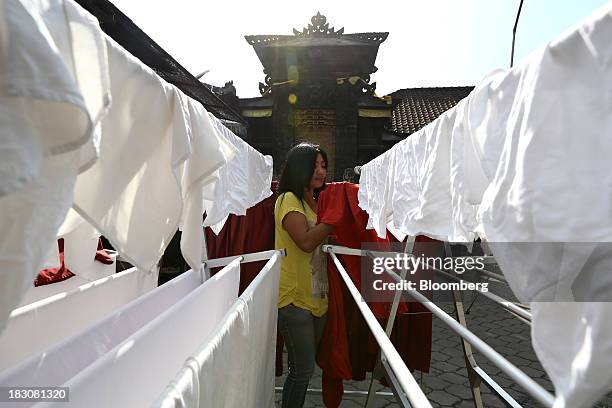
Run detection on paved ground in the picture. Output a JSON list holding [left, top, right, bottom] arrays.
[[275, 278, 612, 407]]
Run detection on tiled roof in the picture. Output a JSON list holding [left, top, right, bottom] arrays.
[[389, 86, 474, 135]]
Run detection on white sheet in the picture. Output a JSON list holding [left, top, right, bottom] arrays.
[[356, 4, 612, 406], [0, 266, 156, 373], [0, 0, 110, 334], [177, 97, 236, 272], [203, 114, 273, 234], [0, 0, 106, 163], [359, 109, 457, 241], [391, 109, 455, 240], [357, 148, 395, 239], [34, 260, 240, 408], [479, 7, 612, 406], [154, 252, 282, 408], [62, 219, 101, 281], [478, 10, 612, 244], [0, 152, 79, 336], [69, 36, 183, 274], [0, 268, 199, 392], [70, 34, 233, 275]]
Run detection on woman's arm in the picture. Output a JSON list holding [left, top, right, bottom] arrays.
[[282, 211, 334, 253]]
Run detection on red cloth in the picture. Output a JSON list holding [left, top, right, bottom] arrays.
[[35, 237, 114, 287], [316, 182, 434, 407], [204, 191, 277, 294], [95, 238, 114, 264], [34, 239, 74, 286]]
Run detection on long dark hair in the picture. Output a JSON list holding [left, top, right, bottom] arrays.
[[278, 142, 328, 204]]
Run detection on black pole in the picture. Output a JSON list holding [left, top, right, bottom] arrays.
[[511, 0, 525, 68]]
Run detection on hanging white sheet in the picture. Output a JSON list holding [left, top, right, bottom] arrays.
[[202, 114, 273, 234], [357, 148, 395, 239], [0, 0, 111, 334], [177, 98, 236, 272], [154, 252, 281, 408], [359, 108, 456, 241], [357, 3, 612, 407], [30, 260, 240, 408], [391, 109, 455, 240], [69, 34, 232, 275], [478, 5, 612, 407], [0, 266, 156, 373], [448, 68, 513, 242], [0, 268, 199, 392]]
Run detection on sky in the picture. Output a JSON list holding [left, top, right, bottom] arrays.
[[109, 0, 610, 98]]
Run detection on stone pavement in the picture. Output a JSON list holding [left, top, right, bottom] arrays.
[[275, 280, 612, 407]]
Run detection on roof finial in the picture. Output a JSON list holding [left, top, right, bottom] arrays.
[[293, 12, 344, 37]]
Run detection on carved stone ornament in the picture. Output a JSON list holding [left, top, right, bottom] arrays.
[[259, 75, 273, 95], [293, 12, 344, 37]]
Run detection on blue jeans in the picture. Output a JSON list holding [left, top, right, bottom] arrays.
[[277, 305, 326, 408]]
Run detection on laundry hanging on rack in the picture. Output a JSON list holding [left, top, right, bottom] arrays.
[[358, 108, 457, 242], [23, 260, 241, 408], [204, 183, 294, 378], [316, 182, 433, 408], [356, 4, 612, 407], [0, 0, 112, 335], [0, 0, 274, 334], [0, 0, 220, 332], [205, 186, 277, 293], [477, 6, 612, 407], [0, 265, 157, 374], [0, 267, 198, 390], [154, 253, 282, 408], [68, 34, 234, 276], [202, 114, 273, 235]]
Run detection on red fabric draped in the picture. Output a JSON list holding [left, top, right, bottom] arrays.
[[34, 238, 114, 286], [35, 238, 74, 287], [316, 182, 434, 407], [204, 190, 277, 294]]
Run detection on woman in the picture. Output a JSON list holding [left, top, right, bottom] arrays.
[[275, 142, 334, 408]]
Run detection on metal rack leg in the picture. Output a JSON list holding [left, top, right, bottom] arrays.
[[365, 237, 416, 408], [453, 289, 485, 408], [443, 243, 484, 408]]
